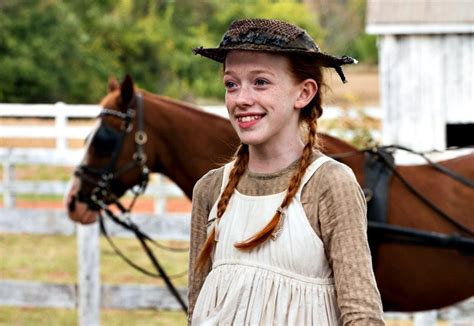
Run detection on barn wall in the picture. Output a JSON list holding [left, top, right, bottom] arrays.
[[379, 34, 474, 151]]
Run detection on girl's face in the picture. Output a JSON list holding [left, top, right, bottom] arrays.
[[224, 51, 311, 152]]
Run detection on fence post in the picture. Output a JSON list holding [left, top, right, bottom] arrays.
[[2, 151, 16, 208], [154, 174, 167, 214], [77, 223, 101, 326], [55, 102, 68, 151], [413, 310, 437, 326]]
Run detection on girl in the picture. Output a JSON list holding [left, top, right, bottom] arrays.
[[189, 18, 384, 325]]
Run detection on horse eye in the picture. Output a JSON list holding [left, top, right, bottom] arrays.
[[90, 123, 120, 155]]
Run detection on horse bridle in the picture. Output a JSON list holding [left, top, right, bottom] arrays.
[[74, 93, 188, 314], [75, 93, 149, 211]]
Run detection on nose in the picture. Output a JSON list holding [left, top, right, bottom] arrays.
[[233, 84, 254, 108]]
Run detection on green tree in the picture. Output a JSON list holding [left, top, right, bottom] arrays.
[[0, 0, 350, 104], [312, 0, 377, 63], [0, 1, 121, 103]]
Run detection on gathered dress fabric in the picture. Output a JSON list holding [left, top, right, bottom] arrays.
[[192, 156, 342, 325]]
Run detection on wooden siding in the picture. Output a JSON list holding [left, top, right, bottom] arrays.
[[379, 34, 474, 151], [367, 0, 474, 25]]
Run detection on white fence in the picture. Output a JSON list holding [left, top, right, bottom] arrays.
[[1, 103, 473, 325], [1, 103, 191, 325]]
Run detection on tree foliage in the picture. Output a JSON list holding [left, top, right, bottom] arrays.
[[313, 0, 377, 63], [0, 0, 373, 104]]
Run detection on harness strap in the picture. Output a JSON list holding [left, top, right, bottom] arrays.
[[368, 221, 474, 255], [373, 148, 474, 237], [363, 150, 393, 224]]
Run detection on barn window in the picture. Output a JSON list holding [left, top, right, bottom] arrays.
[[446, 123, 474, 148]]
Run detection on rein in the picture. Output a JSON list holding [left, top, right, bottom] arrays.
[[373, 145, 474, 188], [74, 93, 188, 314]]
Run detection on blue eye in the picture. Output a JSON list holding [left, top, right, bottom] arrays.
[[255, 79, 269, 86], [224, 81, 237, 89]]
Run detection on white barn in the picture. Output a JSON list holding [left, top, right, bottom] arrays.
[[366, 0, 474, 152]]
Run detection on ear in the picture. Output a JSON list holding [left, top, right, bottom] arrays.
[[120, 75, 135, 106], [108, 77, 119, 93], [294, 79, 318, 110]]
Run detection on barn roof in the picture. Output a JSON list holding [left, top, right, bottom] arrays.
[[366, 0, 474, 35]]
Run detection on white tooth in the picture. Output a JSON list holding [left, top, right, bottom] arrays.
[[239, 115, 260, 122]]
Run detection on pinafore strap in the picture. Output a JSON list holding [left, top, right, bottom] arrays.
[[296, 155, 333, 197], [220, 160, 235, 193]]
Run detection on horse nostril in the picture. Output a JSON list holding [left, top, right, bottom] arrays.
[[68, 195, 76, 212]]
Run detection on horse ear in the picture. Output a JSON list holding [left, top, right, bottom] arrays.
[[108, 77, 119, 93], [120, 75, 135, 106]]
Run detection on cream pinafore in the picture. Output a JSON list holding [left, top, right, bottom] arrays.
[[193, 156, 341, 325]]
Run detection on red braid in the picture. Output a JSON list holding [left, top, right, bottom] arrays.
[[195, 144, 249, 271]]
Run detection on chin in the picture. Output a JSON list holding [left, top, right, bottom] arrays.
[[237, 132, 267, 146], [239, 137, 264, 147]]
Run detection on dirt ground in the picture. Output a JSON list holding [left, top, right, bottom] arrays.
[[323, 64, 380, 107]]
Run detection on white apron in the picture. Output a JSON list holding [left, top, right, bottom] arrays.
[[193, 156, 341, 325]]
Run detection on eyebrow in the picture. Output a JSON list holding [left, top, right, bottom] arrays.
[[223, 69, 276, 77]]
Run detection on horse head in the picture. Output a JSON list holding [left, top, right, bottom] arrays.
[[66, 75, 153, 223]]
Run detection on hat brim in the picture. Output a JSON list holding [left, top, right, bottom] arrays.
[[193, 46, 357, 68]]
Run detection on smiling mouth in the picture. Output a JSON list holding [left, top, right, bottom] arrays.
[[237, 114, 265, 122]]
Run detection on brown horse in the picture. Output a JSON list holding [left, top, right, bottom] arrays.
[[66, 76, 474, 312]]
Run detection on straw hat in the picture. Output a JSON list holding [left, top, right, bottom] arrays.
[[193, 18, 357, 83]]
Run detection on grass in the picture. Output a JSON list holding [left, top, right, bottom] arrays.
[[0, 164, 74, 181]]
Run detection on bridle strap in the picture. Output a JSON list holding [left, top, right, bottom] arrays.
[[133, 92, 148, 165]]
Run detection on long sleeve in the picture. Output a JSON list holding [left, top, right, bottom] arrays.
[[302, 161, 385, 325], [187, 168, 223, 324]]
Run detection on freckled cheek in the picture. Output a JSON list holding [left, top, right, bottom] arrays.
[[225, 94, 236, 113]]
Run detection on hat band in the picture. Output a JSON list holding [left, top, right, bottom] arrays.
[[220, 31, 310, 51]]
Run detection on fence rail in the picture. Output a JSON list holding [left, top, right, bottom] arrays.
[[0, 280, 187, 311], [0, 208, 190, 239]]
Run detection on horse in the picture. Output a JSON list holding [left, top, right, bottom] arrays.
[[66, 75, 474, 312]]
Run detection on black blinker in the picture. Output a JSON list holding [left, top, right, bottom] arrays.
[[91, 122, 121, 155]]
